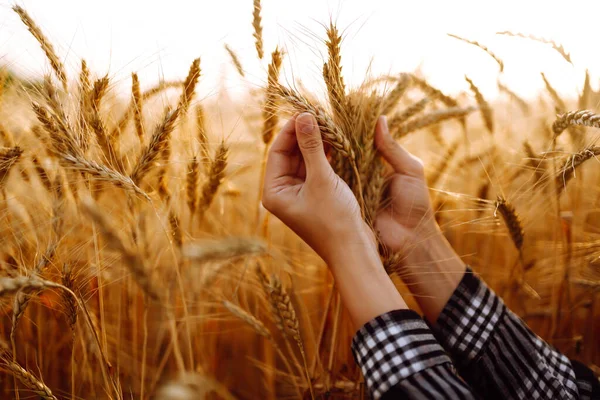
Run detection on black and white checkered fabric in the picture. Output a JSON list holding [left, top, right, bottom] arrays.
[[351, 268, 600, 399]]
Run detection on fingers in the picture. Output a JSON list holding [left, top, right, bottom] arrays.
[[264, 115, 299, 183], [375, 116, 424, 178], [295, 113, 332, 180]]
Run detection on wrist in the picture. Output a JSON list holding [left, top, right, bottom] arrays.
[[323, 219, 376, 267], [324, 224, 408, 330], [401, 229, 466, 324]]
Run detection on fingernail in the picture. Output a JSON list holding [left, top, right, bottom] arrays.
[[380, 115, 389, 133], [297, 112, 316, 134]]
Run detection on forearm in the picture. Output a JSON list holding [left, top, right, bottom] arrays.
[[401, 229, 467, 324], [326, 228, 407, 331]]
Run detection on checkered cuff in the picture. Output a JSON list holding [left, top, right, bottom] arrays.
[[351, 309, 453, 399], [431, 267, 505, 365]]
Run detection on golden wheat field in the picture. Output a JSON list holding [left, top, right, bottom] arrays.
[[0, 1, 598, 399]]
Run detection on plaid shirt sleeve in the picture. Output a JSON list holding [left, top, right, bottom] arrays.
[[430, 267, 600, 400], [351, 309, 477, 399]]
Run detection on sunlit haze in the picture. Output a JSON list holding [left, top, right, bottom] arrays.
[[1, 0, 598, 101]]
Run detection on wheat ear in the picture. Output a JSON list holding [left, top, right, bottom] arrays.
[[262, 48, 283, 145], [252, 0, 264, 59], [393, 106, 476, 138], [465, 76, 494, 134], [80, 198, 161, 301], [183, 237, 267, 262], [0, 354, 57, 400], [0, 146, 23, 189], [556, 145, 600, 196], [224, 45, 245, 77], [132, 73, 145, 145], [13, 6, 67, 91], [552, 110, 600, 137], [494, 195, 524, 252], [197, 141, 228, 218], [497, 31, 572, 64], [448, 33, 504, 71]]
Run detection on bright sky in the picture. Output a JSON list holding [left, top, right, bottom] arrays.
[[0, 0, 598, 101]]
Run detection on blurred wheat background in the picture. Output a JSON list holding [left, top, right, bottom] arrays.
[[0, 1, 598, 399]]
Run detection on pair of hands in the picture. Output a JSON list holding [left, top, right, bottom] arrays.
[[262, 112, 438, 269]]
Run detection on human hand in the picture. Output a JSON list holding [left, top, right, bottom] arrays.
[[262, 113, 372, 264], [374, 116, 440, 263]]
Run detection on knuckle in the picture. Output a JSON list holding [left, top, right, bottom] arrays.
[[261, 191, 276, 212], [299, 138, 322, 153], [412, 157, 425, 177]]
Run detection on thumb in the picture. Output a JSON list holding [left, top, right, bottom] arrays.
[[375, 115, 424, 178], [295, 112, 331, 179]]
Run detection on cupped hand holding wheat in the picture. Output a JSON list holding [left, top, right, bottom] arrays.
[[373, 118, 467, 323], [263, 113, 407, 330], [262, 113, 371, 264], [373, 116, 436, 257]]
